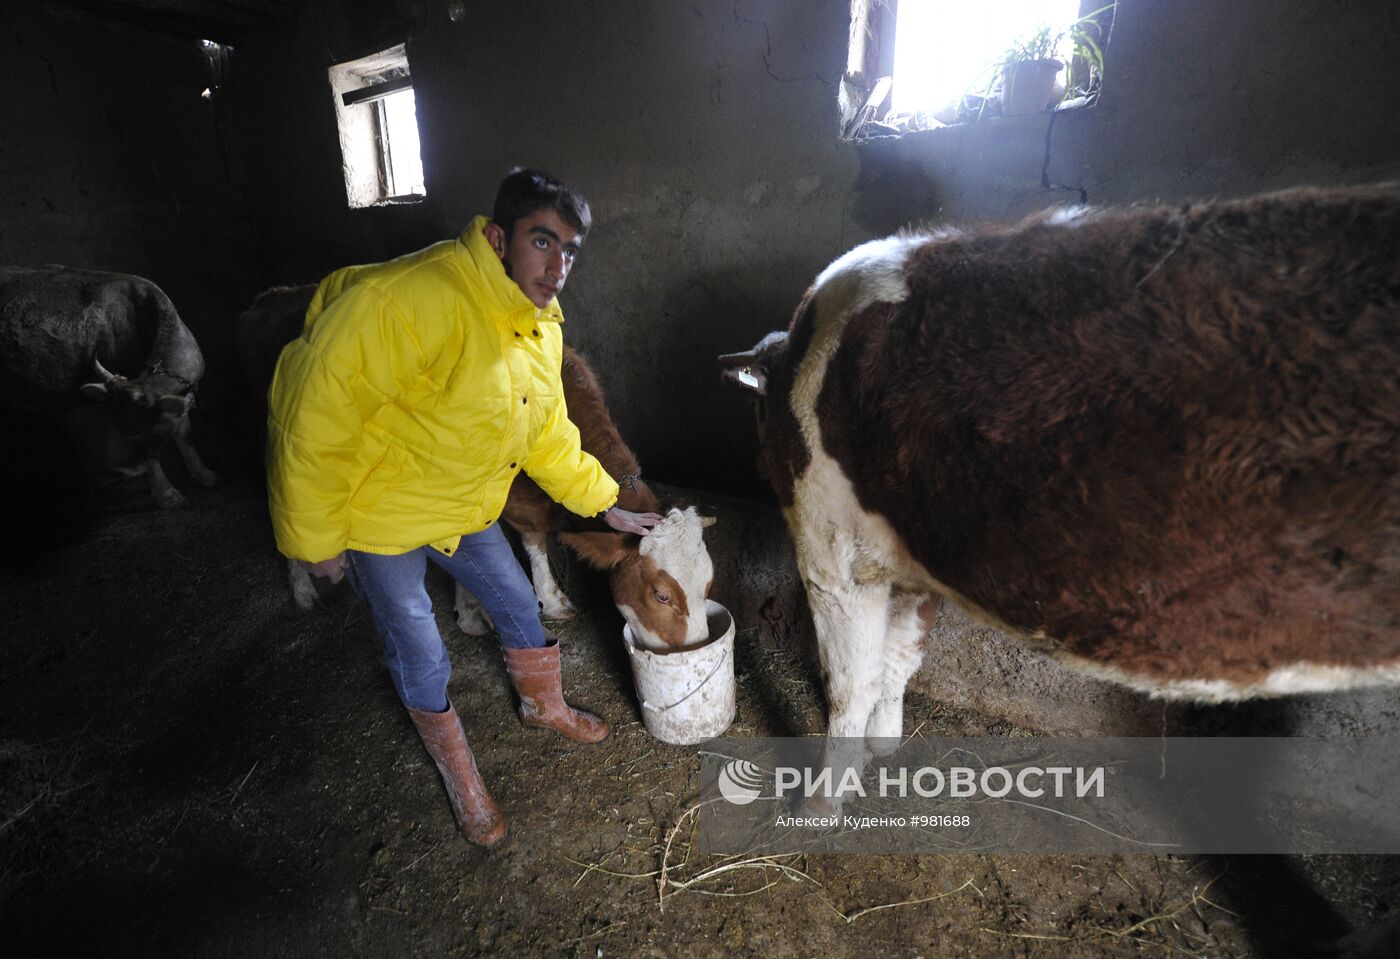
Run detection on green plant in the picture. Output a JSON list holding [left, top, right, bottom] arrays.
[[1003, 24, 1058, 64], [999, 3, 1113, 100]]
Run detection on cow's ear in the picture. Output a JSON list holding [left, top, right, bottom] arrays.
[[558, 531, 635, 570], [78, 382, 110, 402], [156, 394, 193, 418], [719, 331, 787, 397], [720, 364, 768, 397]]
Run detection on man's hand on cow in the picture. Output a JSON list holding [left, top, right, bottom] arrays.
[[605, 506, 663, 535], [300, 552, 348, 584]]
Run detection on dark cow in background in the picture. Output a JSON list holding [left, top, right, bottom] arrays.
[[233, 284, 309, 429], [237, 285, 715, 649], [721, 184, 1400, 760], [0, 265, 216, 509]]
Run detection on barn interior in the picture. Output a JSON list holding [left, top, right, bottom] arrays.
[[3, 1, 1400, 956]]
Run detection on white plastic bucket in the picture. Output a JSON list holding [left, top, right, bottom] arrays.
[[622, 600, 736, 745]]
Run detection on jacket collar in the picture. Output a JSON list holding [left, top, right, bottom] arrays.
[[458, 215, 565, 335]]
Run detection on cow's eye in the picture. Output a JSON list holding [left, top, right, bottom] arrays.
[[655, 590, 670, 604]]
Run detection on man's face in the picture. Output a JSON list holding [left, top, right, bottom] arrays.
[[485, 209, 582, 309]]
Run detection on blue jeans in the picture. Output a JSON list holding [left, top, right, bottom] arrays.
[[345, 524, 546, 712]]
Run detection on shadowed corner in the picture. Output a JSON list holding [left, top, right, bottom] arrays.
[[0, 406, 99, 573]]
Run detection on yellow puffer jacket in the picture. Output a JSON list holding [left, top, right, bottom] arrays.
[[266, 215, 619, 562]]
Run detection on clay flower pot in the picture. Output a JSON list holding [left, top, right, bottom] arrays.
[[1001, 58, 1064, 115]]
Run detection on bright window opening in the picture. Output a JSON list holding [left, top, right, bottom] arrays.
[[892, 0, 1081, 115], [379, 88, 425, 198], [327, 44, 426, 208], [843, 0, 1113, 138]]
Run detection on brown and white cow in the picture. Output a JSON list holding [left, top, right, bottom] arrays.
[[0, 265, 216, 509], [237, 285, 715, 650], [721, 184, 1400, 763]]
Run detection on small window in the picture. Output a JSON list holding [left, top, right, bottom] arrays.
[[843, 0, 1113, 138], [327, 44, 426, 207]]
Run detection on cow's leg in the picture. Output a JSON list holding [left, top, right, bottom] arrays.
[[173, 415, 218, 487], [143, 455, 184, 509], [793, 525, 892, 746], [453, 583, 494, 636], [802, 570, 892, 815], [809, 579, 890, 741], [866, 593, 941, 753], [287, 557, 317, 609], [521, 530, 576, 620]]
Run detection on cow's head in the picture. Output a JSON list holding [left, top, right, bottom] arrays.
[[560, 506, 717, 650], [718, 330, 788, 422], [720, 330, 799, 493], [79, 358, 193, 441]]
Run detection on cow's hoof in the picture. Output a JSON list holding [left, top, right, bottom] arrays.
[[455, 608, 493, 636], [155, 489, 186, 510], [193, 469, 219, 488], [794, 794, 843, 821], [867, 736, 902, 757], [291, 581, 317, 609], [540, 601, 577, 621], [866, 702, 905, 745]]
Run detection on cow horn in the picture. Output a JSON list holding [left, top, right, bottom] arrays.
[[718, 330, 789, 365], [92, 356, 117, 382]]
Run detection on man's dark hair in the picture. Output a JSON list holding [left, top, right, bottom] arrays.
[[492, 167, 591, 240]]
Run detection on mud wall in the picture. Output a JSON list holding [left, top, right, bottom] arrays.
[[228, 0, 1400, 500], [0, 3, 263, 410], [8, 1, 1396, 482]]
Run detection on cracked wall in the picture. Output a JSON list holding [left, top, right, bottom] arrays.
[[9, 2, 1400, 493]]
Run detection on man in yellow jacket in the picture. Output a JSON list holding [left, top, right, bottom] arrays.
[[266, 168, 660, 846]]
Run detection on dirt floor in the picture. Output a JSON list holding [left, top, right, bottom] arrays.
[[3, 472, 1399, 958]]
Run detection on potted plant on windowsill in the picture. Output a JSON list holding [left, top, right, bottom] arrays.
[[999, 25, 1063, 116], [998, 5, 1111, 116]]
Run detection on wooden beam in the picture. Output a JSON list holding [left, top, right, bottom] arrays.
[[341, 75, 412, 106]]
